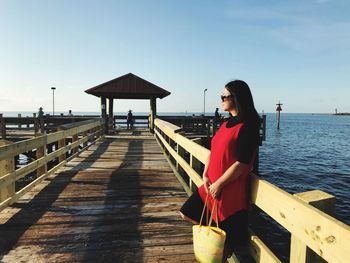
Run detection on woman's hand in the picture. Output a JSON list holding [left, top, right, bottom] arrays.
[[203, 175, 211, 194], [208, 181, 222, 199]]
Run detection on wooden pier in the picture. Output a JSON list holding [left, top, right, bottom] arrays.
[[1, 118, 349, 263], [0, 132, 195, 262]]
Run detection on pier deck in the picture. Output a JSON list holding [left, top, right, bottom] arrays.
[[0, 133, 195, 262]]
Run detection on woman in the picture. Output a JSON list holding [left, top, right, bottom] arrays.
[[180, 80, 260, 260]]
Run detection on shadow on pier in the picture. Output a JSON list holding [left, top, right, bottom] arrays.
[[0, 134, 194, 262]]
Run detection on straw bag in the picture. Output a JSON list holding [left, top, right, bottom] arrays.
[[193, 195, 226, 263]]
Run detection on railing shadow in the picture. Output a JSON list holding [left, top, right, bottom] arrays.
[[0, 140, 113, 259], [81, 139, 143, 262]]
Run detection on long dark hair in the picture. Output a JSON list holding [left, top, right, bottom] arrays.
[[225, 80, 260, 126]]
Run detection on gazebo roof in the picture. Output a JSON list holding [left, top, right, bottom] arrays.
[[85, 73, 171, 99]]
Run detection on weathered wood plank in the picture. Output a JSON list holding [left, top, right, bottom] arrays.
[[0, 135, 195, 262], [251, 174, 350, 263]]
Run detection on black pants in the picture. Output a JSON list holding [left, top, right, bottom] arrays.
[[180, 190, 249, 250]]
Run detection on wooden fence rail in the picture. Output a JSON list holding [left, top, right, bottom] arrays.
[[0, 119, 104, 212], [0, 114, 102, 139], [154, 118, 350, 263]]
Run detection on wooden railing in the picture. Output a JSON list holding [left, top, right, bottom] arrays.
[[0, 113, 101, 139], [0, 119, 104, 212], [113, 115, 149, 128], [154, 118, 350, 263]]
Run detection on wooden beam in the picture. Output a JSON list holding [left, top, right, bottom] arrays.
[[0, 130, 100, 189], [0, 140, 14, 203], [0, 136, 47, 161], [0, 114, 6, 139], [35, 133, 46, 177], [154, 119, 210, 164], [150, 97, 156, 133], [108, 98, 114, 131], [249, 229, 281, 263], [101, 96, 108, 134], [0, 120, 102, 161], [290, 190, 335, 263], [154, 129, 202, 187], [251, 174, 350, 263]]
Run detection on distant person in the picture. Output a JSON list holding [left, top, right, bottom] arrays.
[[127, 110, 133, 129], [38, 107, 44, 118], [213, 107, 222, 132], [180, 80, 261, 261], [68, 110, 73, 116], [215, 107, 221, 118], [37, 107, 44, 132]]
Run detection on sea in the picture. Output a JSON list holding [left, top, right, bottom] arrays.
[[250, 113, 350, 261], [2, 111, 349, 261]]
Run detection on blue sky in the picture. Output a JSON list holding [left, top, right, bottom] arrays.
[[1, 0, 349, 114]]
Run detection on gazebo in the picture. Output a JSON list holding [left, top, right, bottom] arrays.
[[85, 73, 170, 133]]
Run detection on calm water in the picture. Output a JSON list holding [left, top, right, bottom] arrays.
[[259, 113, 350, 224], [254, 113, 350, 261]]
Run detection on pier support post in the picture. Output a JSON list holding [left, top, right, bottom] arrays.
[[39, 116, 45, 133], [33, 113, 39, 135], [36, 133, 46, 178], [18, 114, 22, 128], [82, 131, 88, 148], [72, 134, 79, 154], [176, 144, 186, 180], [101, 96, 108, 134], [0, 114, 6, 140], [0, 140, 15, 203], [290, 190, 335, 263], [108, 98, 114, 133], [57, 127, 66, 163], [149, 97, 156, 133], [190, 138, 202, 192]]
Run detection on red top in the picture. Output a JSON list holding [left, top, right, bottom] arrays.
[[198, 122, 255, 222]]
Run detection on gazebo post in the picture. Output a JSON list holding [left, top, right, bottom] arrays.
[[108, 98, 114, 132], [150, 97, 157, 133], [101, 96, 108, 134]]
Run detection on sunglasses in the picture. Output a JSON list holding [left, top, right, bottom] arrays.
[[221, 95, 232, 102]]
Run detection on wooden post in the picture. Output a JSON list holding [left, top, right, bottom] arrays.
[[33, 113, 39, 135], [82, 131, 88, 148], [57, 127, 66, 163], [108, 98, 114, 132], [206, 118, 210, 138], [150, 97, 156, 133], [0, 114, 6, 140], [290, 190, 335, 263], [176, 144, 186, 179], [72, 134, 79, 154], [0, 140, 15, 203], [35, 133, 46, 178], [39, 116, 45, 133], [191, 138, 202, 191], [18, 114, 21, 128], [101, 96, 108, 134]]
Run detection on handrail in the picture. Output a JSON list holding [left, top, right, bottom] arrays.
[[0, 118, 104, 211], [154, 118, 350, 263]]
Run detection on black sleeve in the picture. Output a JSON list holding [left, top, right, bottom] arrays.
[[236, 123, 259, 164]]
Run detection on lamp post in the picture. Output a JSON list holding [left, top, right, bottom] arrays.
[[51, 87, 56, 116], [203, 88, 208, 116]]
